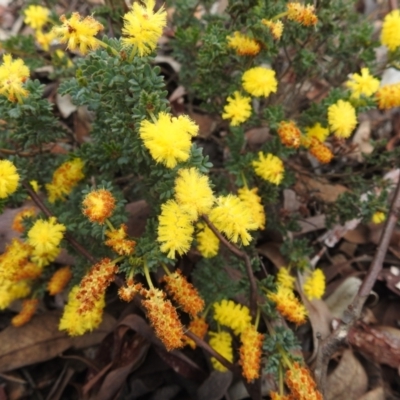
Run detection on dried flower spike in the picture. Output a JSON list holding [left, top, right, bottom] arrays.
[[118, 279, 143, 302], [184, 316, 208, 349], [277, 120, 301, 149], [105, 224, 136, 256], [239, 324, 264, 382], [48, 266, 73, 295], [12, 299, 39, 327], [82, 189, 116, 224]]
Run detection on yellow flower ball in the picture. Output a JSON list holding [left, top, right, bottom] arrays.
[[0, 159, 19, 198]]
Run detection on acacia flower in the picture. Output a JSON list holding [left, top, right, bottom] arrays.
[[77, 258, 118, 314], [52, 13, 104, 55], [12, 260, 42, 282], [24, 5, 49, 30], [174, 167, 215, 221], [47, 266, 72, 295], [270, 392, 291, 400], [242, 66, 278, 97], [262, 19, 284, 40], [226, 32, 261, 56], [0, 54, 30, 102], [196, 222, 220, 258], [287, 2, 318, 26], [27, 217, 66, 267], [376, 83, 400, 109], [268, 285, 307, 325], [305, 123, 329, 144], [278, 120, 301, 148], [327, 100, 357, 138], [12, 207, 36, 233], [59, 285, 105, 336], [303, 269, 325, 300], [0, 280, 31, 310], [209, 331, 233, 372], [277, 267, 295, 290], [239, 325, 264, 382], [346, 68, 380, 99], [381, 10, 400, 51], [163, 269, 205, 317], [157, 199, 194, 258], [35, 30, 56, 51], [222, 91, 252, 126], [209, 195, 258, 246], [372, 211, 386, 224], [213, 299, 251, 335], [237, 187, 266, 230], [82, 189, 116, 224], [139, 112, 199, 168], [118, 279, 143, 302], [309, 139, 334, 164], [142, 288, 185, 350], [105, 224, 136, 256], [285, 362, 323, 400], [184, 316, 208, 349], [0, 159, 19, 198], [11, 299, 39, 327], [122, 0, 167, 57], [252, 152, 284, 185], [0, 238, 33, 281]]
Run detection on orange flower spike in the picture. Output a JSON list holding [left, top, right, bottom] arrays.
[[239, 324, 265, 382], [48, 266, 73, 295], [184, 316, 209, 349], [285, 362, 323, 400], [118, 278, 143, 302], [82, 189, 116, 224], [105, 224, 136, 256], [309, 139, 334, 164], [270, 392, 291, 400], [12, 207, 36, 233], [277, 121, 301, 148], [287, 2, 318, 26], [11, 299, 39, 327], [12, 260, 42, 281], [163, 269, 205, 317], [142, 288, 185, 351], [77, 258, 118, 314]]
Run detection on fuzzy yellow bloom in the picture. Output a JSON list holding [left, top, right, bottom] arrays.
[[139, 112, 199, 168], [252, 152, 284, 185], [278, 120, 301, 148], [239, 325, 264, 382], [196, 222, 220, 258], [242, 66, 278, 98], [0, 238, 33, 281], [277, 267, 295, 290], [381, 10, 400, 51], [27, 217, 66, 267], [157, 199, 194, 258], [24, 5, 49, 30], [184, 316, 208, 349], [237, 187, 266, 230], [0, 280, 30, 309], [12, 207, 36, 233], [59, 286, 105, 336], [35, 30, 56, 52], [52, 13, 104, 55], [209, 331, 233, 372], [0, 160, 19, 199], [82, 189, 116, 224], [305, 123, 329, 144], [105, 224, 136, 255], [309, 140, 334, 164], [47, 266, 72, 295], [222, 91, 252, 126], [0, 54, 30, 102], [122, 0, 167, 56], [372, 211, 386, 224], [346, 68, 380, 99], [262, 19, 284, 40], [376, 83, 400, 109], [209, 195, 258, 246], [11, 299, 39, 327], [327, 100, 357, 138], [226, 32, 261, 56], [174, 167, 215, 221], [287, 2, 318, 26], [213, 299, 252, 335], [303, 269, 325, 300]]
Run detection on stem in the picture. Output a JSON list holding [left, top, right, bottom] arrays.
[[148, 111, 158, 124], [143, 263, 154, 290], [161, 263, 171, 276], [96, 39, 120, 56], [105, 218, 114, 231]]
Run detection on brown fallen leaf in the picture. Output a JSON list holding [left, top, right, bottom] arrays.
[[0, 311, 116, 373]]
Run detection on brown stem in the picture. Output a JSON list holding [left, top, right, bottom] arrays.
[[314, 176, 400, 394], [201, 215, 258, 318]]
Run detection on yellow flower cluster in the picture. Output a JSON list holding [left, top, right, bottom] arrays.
[[209, 331, 233, 372], [262, 19, 284, 40], [184, 316, 209, 349], [24, 5, 49, 30], [0, 159, 20, 198], [47, 266, 72, 295], [346, 68, 380, 99], [105, 224, 136, 256], [305, 123, 329, 143], [237, 187, 266, 230], [226, 32, 261, 56], [287, 2, 318, 26], [11, 299, 39, 327], [222, 91, 252, 126], [381, 10, 400, 51], [309, 140, 334, 164], [376, 83, 400, 109], [196, 222, 220, 258], [372, 211, 386, 224], [82, 189, 116, 224], [327, 100, 357, 138], [213, 299, 251, 335], [242, 66, 278, 98], [302, 269, 325, 300], [0, 55, 30, 102], [252, 152, 285, 185]]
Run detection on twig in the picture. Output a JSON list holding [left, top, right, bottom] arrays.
[[201, 214, 258, 318], [314, 177, 400, 394]]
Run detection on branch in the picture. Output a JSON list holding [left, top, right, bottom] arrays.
[[314, 176, 400, 394]]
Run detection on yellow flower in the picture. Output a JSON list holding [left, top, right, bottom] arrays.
[[52, 13, 104, 55], [0, 280, 30, 309], [24, 5, 49, 30], [252, 152, 284, 185], [174, 167, 215, 221], [278, 120, 301, 148], [213, 299, 252, 335], [12, 207, 36, 233], [0, 159, 19, 198], [139, 112, 198, 168], [346, 68, 380, 99], [327, 100, 357, 138], [122, 0, 166, 56], [277, 267, 295, 289], [209, 195, 258, 246], [11, 299, 39, 327], [35, 30, 56, 51], [209, 331, 233, 372], [309, 139, 334, 164], [305, 123, 329, 143], [0, 238, 33, 281], [303, 269, 325, 300], [82, 189, 116, 224], [242, 66, 278, 97], [376, 83, 400, 109], [47, 266, 72, 295], [226, 32, 261, 56], [381, 10, 400, 51], [105, 224, 136, 256], [372, 211, 386, 224], [222, 91, 252, 126], [59, 286, 105, 336], [287, 2, 318, 26], [157, 199, 194, 258], [262, 19, 284, 40], [0, 54, 30, 102], [237, 187, 266, 230], [196, 222, 220, 258], [239, 325, 264, 382]]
